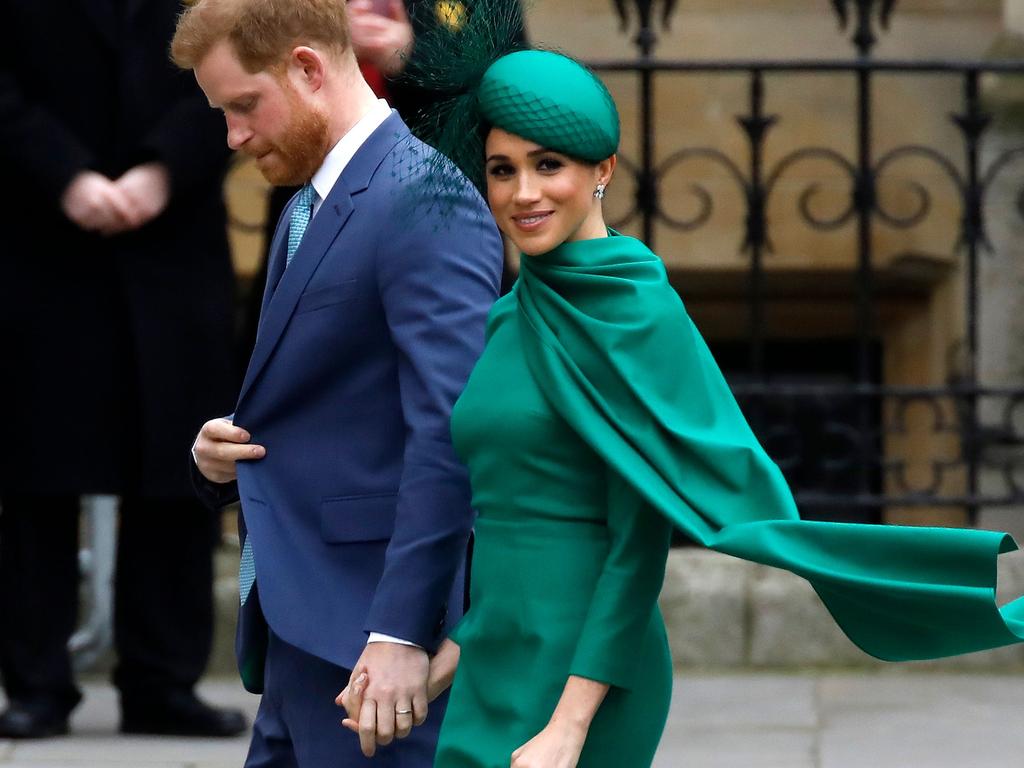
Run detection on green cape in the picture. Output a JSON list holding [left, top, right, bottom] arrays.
[[515, 231, 1024, 661]]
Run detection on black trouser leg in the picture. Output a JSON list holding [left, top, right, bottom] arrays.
[[0, 495, 82, 711], [112, 496, 218, 698]]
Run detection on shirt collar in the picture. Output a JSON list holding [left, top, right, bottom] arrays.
[[310, 99, 393, 206]]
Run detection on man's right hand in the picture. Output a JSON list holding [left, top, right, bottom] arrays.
[[193, 417, 266, 484]]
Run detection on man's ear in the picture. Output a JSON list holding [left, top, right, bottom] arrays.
[[287, 46, 326, 93]]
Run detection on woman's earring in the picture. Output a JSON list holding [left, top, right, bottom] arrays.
[[594, 183, 607, 200]]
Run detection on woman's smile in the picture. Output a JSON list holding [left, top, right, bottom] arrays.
[[510, 210, 554, 231]]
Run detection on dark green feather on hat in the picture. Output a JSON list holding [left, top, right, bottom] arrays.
[[400, 0, 620, 193]]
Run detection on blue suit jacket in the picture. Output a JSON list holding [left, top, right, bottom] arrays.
[[199, 113, 502, 684]]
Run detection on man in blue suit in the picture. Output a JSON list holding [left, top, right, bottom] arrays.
[[172, 1, 502, 764]]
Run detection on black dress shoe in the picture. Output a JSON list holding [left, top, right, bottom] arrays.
[[0, 701, 71, 739], [120, 689, 248, 737]]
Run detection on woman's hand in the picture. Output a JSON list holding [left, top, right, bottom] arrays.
[[336, 671, 367, 725], [427, 638, 460, 701], [510, 719, 587, 768], [337, 638, 460, 740], [510, 674, 608, 768]]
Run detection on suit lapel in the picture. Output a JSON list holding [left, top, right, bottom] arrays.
[[236, 192, 354, 406], [235, 112, 411, 408]]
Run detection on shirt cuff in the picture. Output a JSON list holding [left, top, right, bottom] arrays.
[[367, 632, 421, 648]]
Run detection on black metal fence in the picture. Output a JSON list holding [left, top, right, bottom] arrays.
[[224, 1, 1024, 520], [591, 1, 1024, 519]]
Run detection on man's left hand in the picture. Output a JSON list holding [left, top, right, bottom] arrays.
[[337, 641, 429, 757], [114, 162, 171, 230]]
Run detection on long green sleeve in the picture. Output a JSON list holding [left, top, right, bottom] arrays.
[[569, 471, 673, 689]]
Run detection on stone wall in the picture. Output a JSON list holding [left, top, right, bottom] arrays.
[[204, 544, 1024, 674], [658, 548, 1024, 669]]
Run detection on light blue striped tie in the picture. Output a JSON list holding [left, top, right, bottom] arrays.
[[239, 536, 256, 606], [286, 183, 317, 267], [239, 185, 316, 605]]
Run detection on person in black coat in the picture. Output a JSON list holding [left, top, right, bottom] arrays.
[[0, 0, 243, 738]]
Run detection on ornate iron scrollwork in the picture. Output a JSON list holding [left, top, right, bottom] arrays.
[[871, 145, 965, 230], [831, 0, 898, 56], [764, 148, 859, 233], [611, 0, 679, 53]]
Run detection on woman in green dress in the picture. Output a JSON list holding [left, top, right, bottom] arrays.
[[427, 52, 676, 768], [341, 40, 1024, 768]]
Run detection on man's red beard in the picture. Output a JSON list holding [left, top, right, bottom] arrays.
[[250, 84, 331, 187]]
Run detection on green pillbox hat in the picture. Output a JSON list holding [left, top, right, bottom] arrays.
[[478, 50, 620, 162]]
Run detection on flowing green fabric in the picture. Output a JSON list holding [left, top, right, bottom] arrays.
[[516, 231, 1024, 662]]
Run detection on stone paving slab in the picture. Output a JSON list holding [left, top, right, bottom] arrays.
[[654, 673, 819, 768], [2, 673, 1023, 767], [669, 674, 818, 729], [0, 681, 257, 768], [817, 673, 1024, 768], [655, 728, 818, 768]]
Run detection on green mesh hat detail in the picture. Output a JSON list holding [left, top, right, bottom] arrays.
[[478, 50, 620, 163]]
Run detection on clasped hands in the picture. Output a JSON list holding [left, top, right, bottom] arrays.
[[336, 639, 459, 758], [60, 162, 170, 236], [337, 638, 591, 767]]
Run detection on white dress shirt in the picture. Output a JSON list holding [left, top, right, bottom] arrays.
[[307, 98, 393, 219]]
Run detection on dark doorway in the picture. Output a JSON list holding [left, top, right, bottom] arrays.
[[713, 338, 883, 525]]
